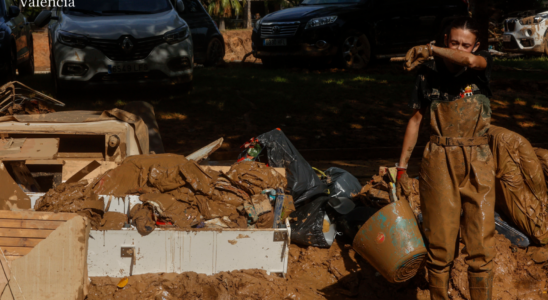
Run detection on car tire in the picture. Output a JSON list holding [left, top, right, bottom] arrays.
[[0, 46, 17, 84], [50, 53, 66, 99], [203, 37, 225, 67], [338, 30, 371, 70], [18, 35, 35, 76]]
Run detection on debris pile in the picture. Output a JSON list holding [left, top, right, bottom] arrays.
[[34, 153, 292, 234], [0, 81, 63, 118]]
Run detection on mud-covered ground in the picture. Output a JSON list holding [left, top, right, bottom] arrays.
[[86, 234, 548, 300]]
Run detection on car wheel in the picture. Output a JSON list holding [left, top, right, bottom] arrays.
[[203, 38, 225, 67], [339, 31, 371, 69], [50, 54, 65, 99], [18, 36, 35, 76]]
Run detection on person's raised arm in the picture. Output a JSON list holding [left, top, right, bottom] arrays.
[[431, 45, 487, 70], [398, 109, 424, 169]]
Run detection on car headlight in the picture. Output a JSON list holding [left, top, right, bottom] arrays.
[[254, 18, 263, 31], [534, 16, 545, 23], [58, 31, 88, 49], [305, 16, 337, 29], [164, 25, 190, 45]]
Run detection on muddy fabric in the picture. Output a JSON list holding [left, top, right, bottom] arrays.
[[93, 154, 188, 196], [130, 204, 155, 236], [420, 94, 495, 300], [35, 180, 105, 228], [226, 161, 287, 195], [535, 148, 548, 189], [179, 160, 213, 196], [488, 126, 548, 245], [140, 193, 201, 228], [98, 212, 127, 230]]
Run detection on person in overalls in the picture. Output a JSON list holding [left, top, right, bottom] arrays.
[[398, 17, 495, 300]]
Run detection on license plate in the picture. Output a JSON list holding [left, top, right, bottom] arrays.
[[108, 63, 149, 74], [263, 39, 287, 46], [503, 34, 511, 42]]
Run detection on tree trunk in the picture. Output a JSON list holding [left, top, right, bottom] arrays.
[[219, 18, 226, 31], [245, 0, 251, 28], [471, 0, 489, 51]]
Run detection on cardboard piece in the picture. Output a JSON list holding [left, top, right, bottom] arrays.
[[0, 214, 90, 300], [2, 162, 41, 193], [0, 163, 31, 210]]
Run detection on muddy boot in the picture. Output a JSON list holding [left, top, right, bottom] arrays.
[[428, 270, 450, 300], [468, 272, 493, 300]]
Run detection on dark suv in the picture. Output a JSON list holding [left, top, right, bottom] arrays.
[[252, 0, 467, 69]]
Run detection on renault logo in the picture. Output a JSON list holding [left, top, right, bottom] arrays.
[[120, 37, 134, 54], [272, 26, 281, 34]]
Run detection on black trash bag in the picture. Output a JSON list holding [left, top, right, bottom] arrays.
[[324, 167, 362, 199], [334, 205, 379, 240], [289, 196, 333, 248], [257, 129, 326, 206]]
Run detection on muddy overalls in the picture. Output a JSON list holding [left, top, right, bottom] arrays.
[[419, 94, 496, 300]]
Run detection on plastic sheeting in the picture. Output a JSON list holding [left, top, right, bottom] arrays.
[[489, 126, 548, 245], [257, 129, 326, 206], [324, 167, 362, 199]]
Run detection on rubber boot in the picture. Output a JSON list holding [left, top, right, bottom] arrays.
[[468, 272, 493, 300], [428, 270, 450, 300]]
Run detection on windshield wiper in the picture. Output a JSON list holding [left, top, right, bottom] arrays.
[[66, 8, 102, 15], [101, 10, 155, 15]]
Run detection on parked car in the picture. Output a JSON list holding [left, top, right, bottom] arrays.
[[0, 0, 35, 83], [180, 0, 225, 66], [34, 0, 193, 96], [502, 11, 548, 56], [251, 0, 468, 69]]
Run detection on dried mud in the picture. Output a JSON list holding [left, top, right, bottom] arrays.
[[87, 240, 425, 300]]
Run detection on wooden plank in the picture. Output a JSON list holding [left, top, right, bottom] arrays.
[[0, 210, 76, 221], [57, 152, 103, 159], [9, 216, 90, 300], [0, 237, 43, 247], [0, 229, 54, 239], [65, 160, 101, 184], [61, 160, 117, 182], [25, 159, 64, 165], [0, 219, 65, 230], [0, 138, 59, 161], [1, 247, 33, 256], [4, 255, 20, 262]]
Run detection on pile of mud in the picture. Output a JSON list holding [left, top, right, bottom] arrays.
[[35, 154, 291, 234], [86, 234, 548, 300]]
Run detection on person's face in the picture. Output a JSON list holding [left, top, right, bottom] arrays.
[[444, 28, 479, 53]]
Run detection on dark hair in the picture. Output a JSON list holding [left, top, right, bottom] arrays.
[[446, 16, 481, 42]]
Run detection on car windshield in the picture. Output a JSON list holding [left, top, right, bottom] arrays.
[[64, 0, 172, 15], [301, 0, 361, 5]]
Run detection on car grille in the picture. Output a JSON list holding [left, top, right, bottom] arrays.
[[91, 70, 167, 82], [88, 36, 166, 61], [502, 35, 519, 50], [261, 22, 300, 37], [504, 19, 517, 32]]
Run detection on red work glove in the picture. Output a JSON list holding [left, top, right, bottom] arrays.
[[396, 163, 407, 182], [404, 45, 433, 71]]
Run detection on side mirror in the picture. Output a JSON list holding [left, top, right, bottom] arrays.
[[176, 0, 185, 13], [33, 10, 52, 28], [8, 6, 20, 18]]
